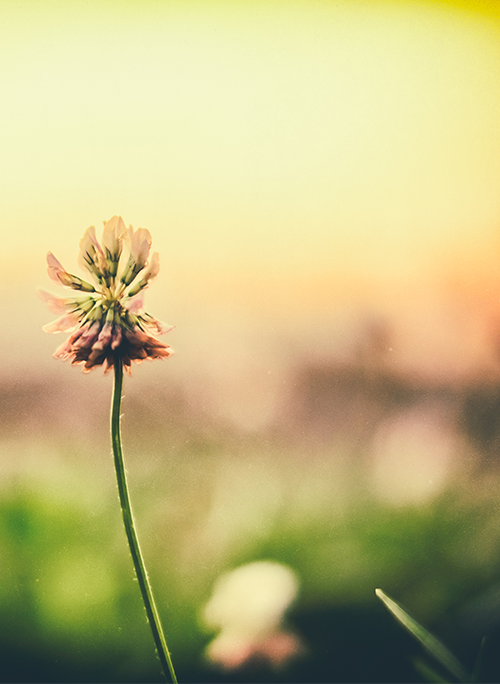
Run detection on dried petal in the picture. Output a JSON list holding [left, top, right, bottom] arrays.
[[92, 322, 113, 351], [141, 314, 175, 336], [111, 325, 123, 350], [74, 321, 101, 349]]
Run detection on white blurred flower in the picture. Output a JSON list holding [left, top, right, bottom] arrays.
[[202, 561, 304, 670]]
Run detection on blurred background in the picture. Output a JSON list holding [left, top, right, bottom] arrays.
[[2, 0, 500, 681]]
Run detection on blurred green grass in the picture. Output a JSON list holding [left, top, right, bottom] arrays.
[[1, 420, 500, 683]]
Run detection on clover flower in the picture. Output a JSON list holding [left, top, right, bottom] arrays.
[[202, 561, 304, 671], [42, 215, 173, 373]]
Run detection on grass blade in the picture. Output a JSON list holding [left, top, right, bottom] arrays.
[[413, 656, 453, 683], [375, 588, 470, 683], [471, 636, 486, 684]]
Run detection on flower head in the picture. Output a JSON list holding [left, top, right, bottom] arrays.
[[42, 216, 173, 373]]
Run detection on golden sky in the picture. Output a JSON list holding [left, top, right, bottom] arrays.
[[2, 0, 500, 311]]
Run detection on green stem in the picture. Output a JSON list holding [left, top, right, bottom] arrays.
[[111, 355, 178, 684]]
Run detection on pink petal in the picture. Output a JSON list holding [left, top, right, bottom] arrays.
[[46, 252, 69, 284], [92, 322, 113, 351], [126, 252, 161, 297], [144, 316, 175, 336], [102, 215, 126, 256], [38, 289, 73, 314], [111, 325, 122, 350], [123, 328, 149, 346], [47, 251, 96, 291], [53, 338, 75, 360], [42, 312, 80, 334], [130, 228, 152, 268], [78, 226, 106, 278], [143, 251, 160, 281], [74, 321, 101, 349], [126, 295, 144, 314]]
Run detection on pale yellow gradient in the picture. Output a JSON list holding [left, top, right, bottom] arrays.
[[2, 0, 500, 309]]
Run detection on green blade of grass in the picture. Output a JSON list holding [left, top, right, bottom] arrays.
[[471, 636, 486, 684], [375, 588, 470, 683], [413, 656, 453, 683]]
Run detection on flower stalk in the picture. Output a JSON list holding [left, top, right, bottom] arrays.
[[42, 217, 177, 679], [111, 354, 178, 684]]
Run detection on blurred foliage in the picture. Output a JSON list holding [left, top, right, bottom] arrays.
[[2, 345, 500, 682], [1, 425, 500, 682]]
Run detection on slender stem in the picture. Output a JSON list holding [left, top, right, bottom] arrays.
[[111, 355, 178, 684]]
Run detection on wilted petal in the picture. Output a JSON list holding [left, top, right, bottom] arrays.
[[92, 322, 113, 351], [83, 358, 105, 372], [111, 325, 122, 350], [53, 338, 75, 360], [124, 327, 150, 346], [74, 321, 101, 349], [142, 314, 175, 336], [124, 328, 174, 360], [52, 324, 88, 359]]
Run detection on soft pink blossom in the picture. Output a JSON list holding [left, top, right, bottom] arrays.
[[42, 216, 173, 373]]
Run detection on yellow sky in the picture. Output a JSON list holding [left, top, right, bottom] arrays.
[[2, 0, 500, 307]]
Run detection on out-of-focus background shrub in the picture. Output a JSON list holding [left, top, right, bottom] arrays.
[[2, 1, 500, 681]]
